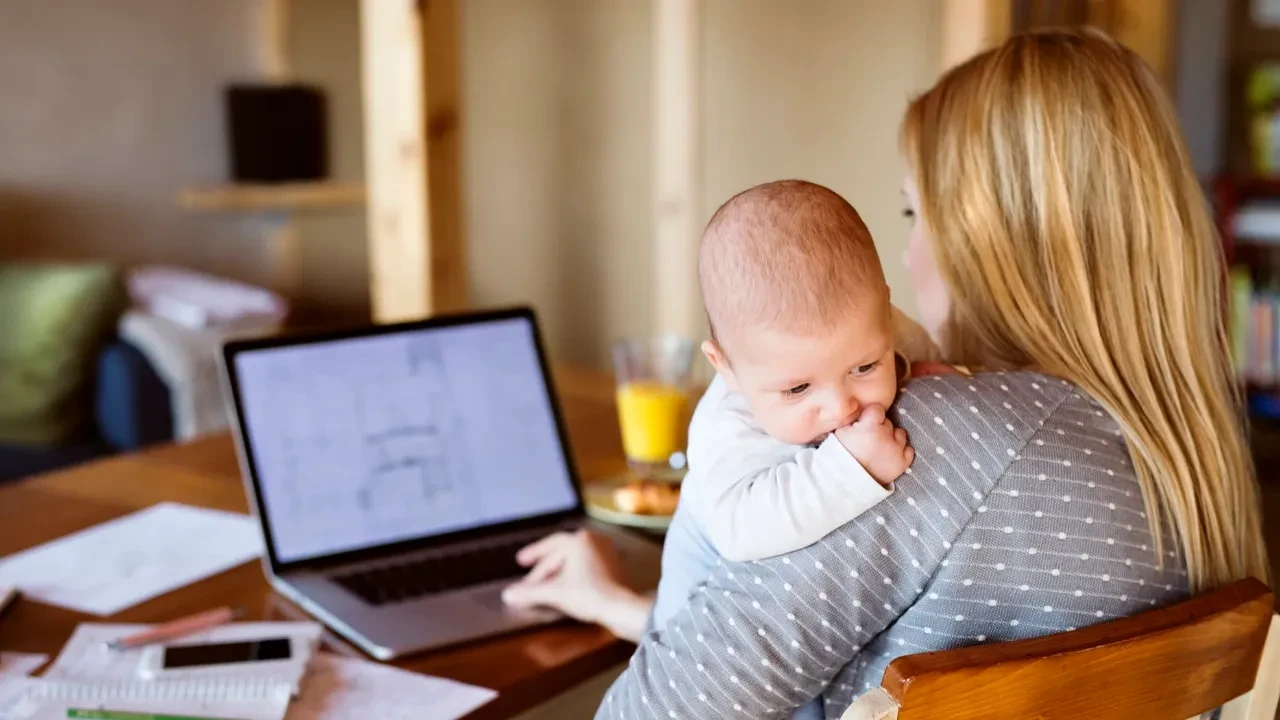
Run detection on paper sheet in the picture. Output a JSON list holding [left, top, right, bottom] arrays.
[[0, 655, 46, 678], [45, 622, 321, 692], [0, 503, 263, 615], [0, 677, 37, 719], [286, 653, 496, 720]]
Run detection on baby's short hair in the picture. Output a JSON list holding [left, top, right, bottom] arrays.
[[699, 179, 886, 345]]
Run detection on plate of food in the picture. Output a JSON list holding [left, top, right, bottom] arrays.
[[584, 476, 680, 531]]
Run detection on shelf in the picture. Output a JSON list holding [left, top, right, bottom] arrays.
[[178, 182, 365, 212]]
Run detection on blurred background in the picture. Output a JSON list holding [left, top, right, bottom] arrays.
[[0, 0, 1276, 476]]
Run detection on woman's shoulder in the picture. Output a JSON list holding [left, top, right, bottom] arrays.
[[896, 370, 1081, 425], [904, 368, 1075, 398], [892, 370, 1122, 468]]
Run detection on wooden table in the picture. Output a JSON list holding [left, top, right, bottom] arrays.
[[0, 367, 636, 719]]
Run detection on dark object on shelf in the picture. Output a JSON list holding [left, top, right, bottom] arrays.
[[225, 84, 328, 183], [1249, 390, 1280, 420]]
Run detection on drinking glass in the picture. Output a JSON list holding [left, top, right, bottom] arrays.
[[611, 335, 696, 481]]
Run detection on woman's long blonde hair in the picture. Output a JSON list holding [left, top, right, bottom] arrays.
[[902, 29, 1268, 591]]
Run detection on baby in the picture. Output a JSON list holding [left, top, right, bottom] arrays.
[[685, 179, 937, 562]]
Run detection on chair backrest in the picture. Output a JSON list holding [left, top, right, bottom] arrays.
[[842, 578, 1278, 720]]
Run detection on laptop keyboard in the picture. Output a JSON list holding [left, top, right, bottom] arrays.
[[333, 535, 535, 606]]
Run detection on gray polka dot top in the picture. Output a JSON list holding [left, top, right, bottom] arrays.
[[596, 371, 1189, 719]]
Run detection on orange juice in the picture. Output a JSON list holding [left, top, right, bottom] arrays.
[[615, 381, 689, 465]]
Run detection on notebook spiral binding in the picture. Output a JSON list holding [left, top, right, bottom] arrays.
[[27, 676, 294, 703]]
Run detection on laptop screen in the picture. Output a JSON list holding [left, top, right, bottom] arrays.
[[231, 315, 580, 564]]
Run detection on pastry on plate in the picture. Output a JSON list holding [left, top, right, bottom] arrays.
[[614, 480, 680, 516]]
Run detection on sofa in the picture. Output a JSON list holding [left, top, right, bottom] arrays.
[[0, 263, 179, 483], [0, 338, 175, 482]]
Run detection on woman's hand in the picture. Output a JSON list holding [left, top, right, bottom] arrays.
[[501, 529, 653, 642]]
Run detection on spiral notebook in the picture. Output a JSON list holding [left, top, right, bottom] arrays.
[[0, 676, 291, 720]]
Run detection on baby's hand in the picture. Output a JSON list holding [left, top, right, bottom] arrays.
[[833, 405, 914, 486]]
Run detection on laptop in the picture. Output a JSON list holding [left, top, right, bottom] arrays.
[[220, 307, 662, 660]]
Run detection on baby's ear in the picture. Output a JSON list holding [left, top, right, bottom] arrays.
[[701, 340, 738, 390]]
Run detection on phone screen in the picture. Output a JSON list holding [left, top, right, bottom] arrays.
[[161, 637, 292, 669]]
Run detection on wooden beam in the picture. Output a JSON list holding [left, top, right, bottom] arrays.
[[359, 0, 465, 324], [260, 0, 291, 83], [1111, 0, 1176, 86], [652, 0, 702, 340], [939, 0, 1010, 72], [422, 0, 466, 314]]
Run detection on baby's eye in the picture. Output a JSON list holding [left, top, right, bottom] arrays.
[[902, 207, 915, 219], [783, 383, 810, 397], [852, 361, 880, 377]]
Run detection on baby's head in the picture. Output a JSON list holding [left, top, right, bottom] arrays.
[[700, 180, 898, 446]]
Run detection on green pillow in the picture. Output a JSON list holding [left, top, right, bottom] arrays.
[[0, 263, 126, 445]]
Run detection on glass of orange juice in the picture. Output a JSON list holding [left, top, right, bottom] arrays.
[[612, 335, 696, 481]]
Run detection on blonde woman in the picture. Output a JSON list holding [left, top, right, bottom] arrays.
[[505, 30, 1269, 719]]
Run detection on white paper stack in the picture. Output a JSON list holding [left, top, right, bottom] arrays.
[[0, 622, 322, 720]]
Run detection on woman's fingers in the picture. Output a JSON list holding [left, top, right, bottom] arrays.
[[515, 531, 575, 566], [501, 580, 555, 610], [523, 551, 567, 584]]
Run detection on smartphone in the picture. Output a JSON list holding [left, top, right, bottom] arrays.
[[161, 637, 292, 669], [137, 636, 296, 679]]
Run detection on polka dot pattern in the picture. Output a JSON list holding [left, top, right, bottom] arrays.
[[599, 372, 1188, 720]]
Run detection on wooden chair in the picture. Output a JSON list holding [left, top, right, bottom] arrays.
[[842, 578, 1280, 720]]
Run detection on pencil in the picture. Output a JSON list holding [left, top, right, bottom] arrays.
[[104, 606, 244, 651]]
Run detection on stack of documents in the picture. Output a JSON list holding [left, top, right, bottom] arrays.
[[0, 501, 497, 719], [0, 622, 322, 720], [0, 623, 495, 720]]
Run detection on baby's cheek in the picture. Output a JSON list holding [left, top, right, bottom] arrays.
[[869, 368, 901, 409], [768, 406, 818, 446]]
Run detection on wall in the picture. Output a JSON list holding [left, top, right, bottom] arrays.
[[462, 0, 655, 368], [700, 0, 938, 324], [0, 0, 274, 285], [463, 0, 941, 368]]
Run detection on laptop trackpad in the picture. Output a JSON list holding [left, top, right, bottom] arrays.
[[468, 584, 560, 621]]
